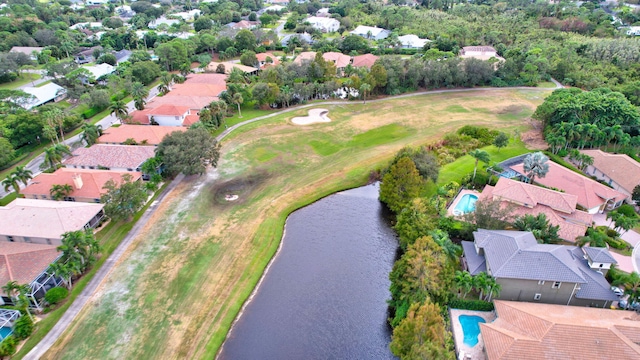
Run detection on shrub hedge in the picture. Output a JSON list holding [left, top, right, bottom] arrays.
[[45, 287, 68, 305], [449, 299, 495, 311]]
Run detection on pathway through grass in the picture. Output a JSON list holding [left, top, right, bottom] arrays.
[[43, 89, 549, 359]]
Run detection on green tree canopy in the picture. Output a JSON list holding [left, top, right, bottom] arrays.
[[101, 174, 148, 222], [379, 157, 423, 213], [156, 127, 221, 177]]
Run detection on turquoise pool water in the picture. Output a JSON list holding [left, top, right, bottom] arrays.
[[0, 327, 12, 340], [454, 194, 478, 214], [459, 315, 485, 347]]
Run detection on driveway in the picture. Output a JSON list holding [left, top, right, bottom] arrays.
[[593, 213, 640, 273]]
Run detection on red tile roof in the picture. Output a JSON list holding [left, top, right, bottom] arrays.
[[147, 96, 216, 111], [322, 52, 351, 68], [64, 144, 155, 170], [99, 125, 185, 145], [581, 149, 640, 194], [22, 168, 142, 201], [511, 161, 627, 210], [481, 181, 592, 242], [481, 300, 640, 360], [183, 114, 200, 126], [352, 54, 379, 68], [183, 73, 228, 85], [129, 110, 151, 125], [145, 104, 190, 116], [293, 51, 317, 65], [0, 242, 60, 295], [490, 177, 578, 213], [256, 52, 281, 67]]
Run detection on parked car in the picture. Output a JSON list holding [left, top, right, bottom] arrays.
[[618, 299, 640, 310], [611, 286, 625, 297]]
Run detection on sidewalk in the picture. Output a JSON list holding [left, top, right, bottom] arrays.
[[593, 213, 640, 273]]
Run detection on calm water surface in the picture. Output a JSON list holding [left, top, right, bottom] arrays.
[[219, 184, 398, 360]]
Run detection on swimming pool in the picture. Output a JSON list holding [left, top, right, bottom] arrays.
[[459, 315, 486, 347], [454, 194, 478, 214], [0, 327, 12, 340]]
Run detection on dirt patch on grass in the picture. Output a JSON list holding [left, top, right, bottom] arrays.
[[209, 170, 271, 208], [521, 118, 547, 150], [497, 104, 528, 114]]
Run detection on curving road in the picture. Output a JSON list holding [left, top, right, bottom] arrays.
[[22, 83, 563, 359]]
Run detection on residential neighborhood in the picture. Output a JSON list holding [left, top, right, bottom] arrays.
[[1, 0, 640, 358]]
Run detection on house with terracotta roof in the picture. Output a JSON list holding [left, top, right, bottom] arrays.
[[480, 177, 592, 242], [351, 54, 379, 69], [98, 125, 185, 145], [322, 52, 351, 72], [0, 199, 105, 246], [462, 229, 619, 308], [22, 168, 142, 203], [480, 300, 640, 360], [145, 104, 193, 126], [511, 161, 627, 214], [64, 144, 155, 172], [293, 51, 318, 65], [255, 52, 280, 69], [0, 242, 64, 310], [581, 149, 640, 200]]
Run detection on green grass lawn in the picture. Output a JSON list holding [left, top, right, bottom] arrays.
[[537, 81, 558, 88], [36, 80, 52, 87], [437, 139, 531, 186], [13, 182, 170, 360], [42, 88, 552, 360], [0, 73, 41, 90]]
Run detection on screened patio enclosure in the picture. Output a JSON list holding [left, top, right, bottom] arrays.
[[0, 309, 20, 342]]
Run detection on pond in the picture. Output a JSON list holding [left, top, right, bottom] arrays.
[[218, 184, 398, 360]]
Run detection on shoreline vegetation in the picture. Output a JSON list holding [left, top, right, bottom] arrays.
[[36, 88, 546, 359]]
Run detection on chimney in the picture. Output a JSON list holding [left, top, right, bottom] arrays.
[[72, 173, 83, 189]]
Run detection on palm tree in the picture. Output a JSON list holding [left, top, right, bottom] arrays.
[[80, 123, 103, 146], [2, 174, 20, 194], [1, 281, 21, 300], [60, 41, 75, 59], [10, 166, 33, 189], [485, 277, 501, 301], [158, 72, 173, 95], [522, 151, 549, 184], [360, 83, 372, 104], [232, 92, 243, 118], [16, 284, 34, 319], [469, 149, 490, 182], [613, 272, 640, 304], [43, 143, 72, 170], [50, 184, 73, 201], [280, 85, 292, 107], [577, 228, 607, 248], [109, 100, 129, 123], [48, 262, 74, 289], [473, 272, 489, 300], [454, 270, 473, 298], [130, 82, 149, 111], [43, 108, 66, 143]]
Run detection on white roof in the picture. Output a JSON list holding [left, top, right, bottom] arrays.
[[351, 25, 389, 37], [172, 9, 201, 20], [70, 22, 103, 30], [0, 199, 104, 240], [398, 34, 430, 48], [82, 63, 115, 79], [306, 16, 339, 27], [149, 16, 181, 28], [264, 5, 284, 11], [21, 83, 66, 110]]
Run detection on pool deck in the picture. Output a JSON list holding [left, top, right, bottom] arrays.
[[450, 308, 496, 360], [447, 189, 480, 217]]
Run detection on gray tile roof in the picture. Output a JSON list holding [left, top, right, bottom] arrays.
[[471, 229, 619, 302], [462, 241, 486, 275], [583, 246, 617, 264]]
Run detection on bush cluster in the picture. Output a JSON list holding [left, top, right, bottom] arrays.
[[45, 286, 69, 305], [449, 299, 495, 311]]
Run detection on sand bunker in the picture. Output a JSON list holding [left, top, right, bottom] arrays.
[[291, 108, 331, 125]]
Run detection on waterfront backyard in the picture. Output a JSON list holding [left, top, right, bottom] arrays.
[[40, 88, 549, 359]]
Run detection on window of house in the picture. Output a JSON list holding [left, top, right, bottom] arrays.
[[46, 239, 52, 245], [534, 293, 542, 301], [538, 280, 545, 285], [175, 116, 180, 120], [24, 237, 31, 243], [599, 263, 603, 268], [552, 281, 561, 289], [7, 236, 14, 242]]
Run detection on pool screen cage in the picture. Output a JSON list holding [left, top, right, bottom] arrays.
[[0, 309, 20, 341], [27, 269, 66, 311]]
